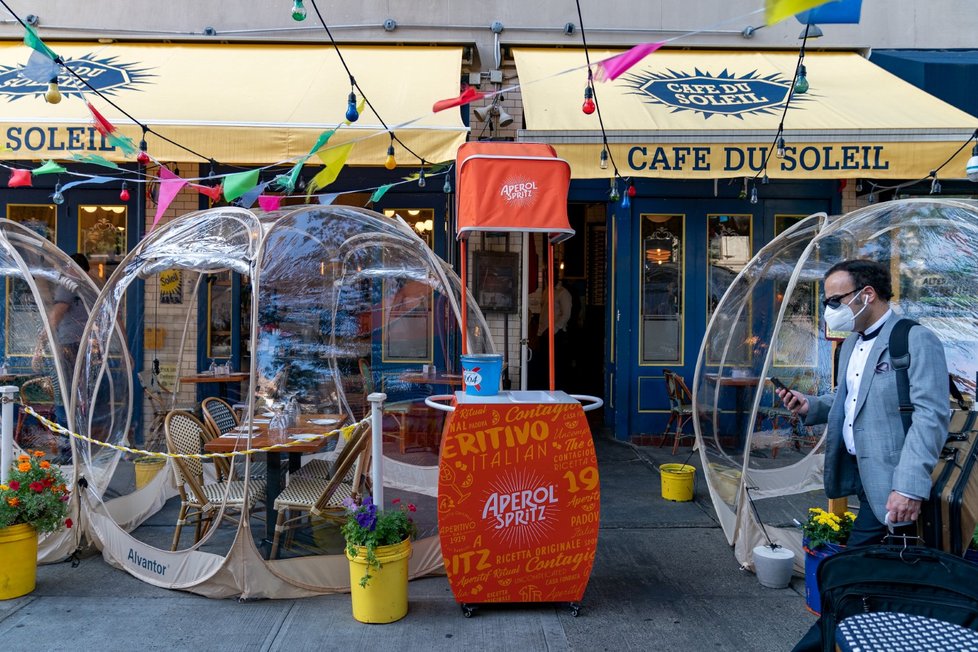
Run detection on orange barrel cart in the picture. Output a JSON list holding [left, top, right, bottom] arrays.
[[427, 142, 603, 616]]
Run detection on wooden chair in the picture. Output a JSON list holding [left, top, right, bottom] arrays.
[[269, 420, 372, 558], [200, 397, 239, 481], [164, 410, 266, 551], [660, 369, 696, 454], [16, 376, 58, 453]]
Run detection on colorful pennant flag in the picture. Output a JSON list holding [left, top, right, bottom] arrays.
[[8, 169, 33, 188], [593, 42, 665, 82], [69, 152, 119, 169], [59, 176, 114, 193], [86, 102, 116, 136], [317, 192, 340, 205], [257, 195, 284, 211], [223, 169, 260, 202], [152, 166, 188, 232], [369, 184, 394, 205], [308, 143, 354, 194], [236, 181, 271, 209], [432, 85, 487, 113], [20, 49, 61, 84], [23, 24, 59, 62], [765, 0, 830, 25], [191, 183, 223, 201], [106, 133, 138, 157], [32, 160, 66, 176]]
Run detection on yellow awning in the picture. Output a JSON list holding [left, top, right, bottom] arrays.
[[0, 42, 468, 164], [514, 48, 978, 180]]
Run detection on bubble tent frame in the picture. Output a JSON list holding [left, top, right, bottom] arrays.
[[73, 204, 494, 598], [693, 198, 978, 573]]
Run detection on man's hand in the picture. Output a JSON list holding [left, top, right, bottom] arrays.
[[776, 388, 809, 417], [31, 350, 43, 372], [885, 491, 921, 524]]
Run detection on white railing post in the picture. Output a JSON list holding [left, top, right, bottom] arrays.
[[1, 385, 17, 483], [367, 392, 387, 508]]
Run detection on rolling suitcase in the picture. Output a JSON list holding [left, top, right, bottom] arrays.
[[817, 544, 978, 652], [917, 407, 978, 554]]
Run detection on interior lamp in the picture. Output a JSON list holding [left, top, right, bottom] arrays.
[[966, 143, 978, 182], [44, 78, 62, 104], [291, 0, 307, 21]]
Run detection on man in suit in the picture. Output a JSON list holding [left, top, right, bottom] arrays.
[[779, 259, 949, 651]]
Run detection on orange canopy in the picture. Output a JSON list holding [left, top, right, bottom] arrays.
[[455, 142, 574, 242]]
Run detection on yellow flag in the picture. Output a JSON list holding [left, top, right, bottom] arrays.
[[309, 143, 354, 193], [766, 0, 830, 25]]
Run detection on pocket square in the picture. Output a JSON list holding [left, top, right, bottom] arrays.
[[875, 361, 891, 373]]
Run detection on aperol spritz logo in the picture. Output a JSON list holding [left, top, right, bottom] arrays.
[[499, 177, 539, 207], [0, 54, 154, 101], [620, 68, 798, 119], [481, 469, 559, 547]]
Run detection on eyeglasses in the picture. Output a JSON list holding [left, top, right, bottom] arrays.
[[821, 288, 860, 309]]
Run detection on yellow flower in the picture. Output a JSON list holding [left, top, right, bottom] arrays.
[[7, 497, 19, 507], [808, 508, 820, 513], [17, 462, 31, 472], [844, 512, 856, 520], [830, 523, 840, 531], [0, 484, 7, 491]]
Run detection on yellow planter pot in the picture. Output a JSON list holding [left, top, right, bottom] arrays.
[[134, 457, 166, 490], [0, 523, 38, 600], [346, 538, 412, 623]]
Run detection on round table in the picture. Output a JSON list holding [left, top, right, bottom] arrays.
[[836, 611, 978, 651]]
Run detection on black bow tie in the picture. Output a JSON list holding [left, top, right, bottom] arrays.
[[859, 329, 880, 341]]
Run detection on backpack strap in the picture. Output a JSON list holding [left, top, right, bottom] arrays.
[[889, 318, 918, 435]]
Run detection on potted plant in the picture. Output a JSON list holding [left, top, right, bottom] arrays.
[[341, 495, 417, 623], [0, 450, 72, 599], [801, 507, 856, 614]]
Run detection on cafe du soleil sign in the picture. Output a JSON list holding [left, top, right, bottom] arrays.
[[618, 68, 891, 175], [438, 400, 600, 605], [0, 54, 152, 154]]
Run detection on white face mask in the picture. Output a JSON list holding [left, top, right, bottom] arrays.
[[824, 290, 868, 332]]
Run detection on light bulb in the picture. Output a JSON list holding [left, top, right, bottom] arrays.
[[750, 186, 758, 204], [443, 176, 452, 194], [120, 182, 130, 202], [627, 183, 637, 198], [582, 86, 595, 115], [599, 148, 608, 170], [931, 177, 942, 194], [967, 144, 978, 182], [761, 173, 770, 185], [52, 183, 64, 205], [45, 79, 62, 104], [621, 193, 630, 210], [384, 143, 397, 170], [137, 140, 150, 165], [794, 64, 809, 95], [418, 168, 426, 188], [776, 137, 786, 159], [868, 192, 876, 204], [291, 0, 307, 21], [346, 90, 359, 122], [609, 179, 620, 202]]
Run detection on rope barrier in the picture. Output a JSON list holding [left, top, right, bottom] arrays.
[[19, 404, 366, 461]]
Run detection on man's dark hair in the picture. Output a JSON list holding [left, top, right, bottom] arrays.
[[825, 259, 893, 300], [70, 253, 90, 272]]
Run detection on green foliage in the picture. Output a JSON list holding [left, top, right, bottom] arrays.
[[0, 450, 71, 533], [341, 495, 417, 588], [802, 507, 855, 549]]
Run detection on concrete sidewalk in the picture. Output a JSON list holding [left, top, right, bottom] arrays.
[[0, 435, 814, 651]]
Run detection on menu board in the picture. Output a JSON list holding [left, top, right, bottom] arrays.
[[438, 401, 600, 604]]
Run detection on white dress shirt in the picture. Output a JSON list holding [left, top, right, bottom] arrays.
[[843, 309, 893, 455]]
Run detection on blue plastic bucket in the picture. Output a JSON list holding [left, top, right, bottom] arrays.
[[460, 354, 503, 396]]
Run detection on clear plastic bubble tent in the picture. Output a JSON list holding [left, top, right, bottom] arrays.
[[694, 198, 978, 573], [0, 218, 131, 564], [77, 204, 493, 598]]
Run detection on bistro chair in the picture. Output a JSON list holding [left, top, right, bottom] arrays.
[[269, 420, 372, 558], [660, 369, 696, 454], [164, 410, 266, 551], [16, 376, 58, 453], [199, 397, 239, 481]]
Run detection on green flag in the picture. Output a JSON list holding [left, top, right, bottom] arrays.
[[23, 24, 59, 61], [369, 183, 394, 204], [223, 169, 260, 202], [32, 160, 66, 176]]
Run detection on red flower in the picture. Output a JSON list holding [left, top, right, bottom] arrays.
[[42, 477, 54, 487], [9, 480, 20, 491], [30, 481, 44, 492], [65, 518, 73, 529], [408, 504, 416, 512], [392, 498, 401, 505]]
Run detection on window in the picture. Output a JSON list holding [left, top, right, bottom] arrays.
[[640, 213, 683, 364], [78, 205, 127, 284], [7, 204, 56, 243], [383, 208, 435, 248], [707, 214, 752, 365]]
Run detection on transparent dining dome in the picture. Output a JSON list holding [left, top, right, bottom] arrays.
[[694, 198, 978, 571], [78, 204, 493, 598], [0, 218, 132, 563]]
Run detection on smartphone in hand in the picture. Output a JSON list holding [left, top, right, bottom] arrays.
[[769, 377, 789, 392]]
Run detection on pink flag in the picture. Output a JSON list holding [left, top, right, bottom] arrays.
[[151, 166, 188, 232], [432, 85, 487, 113], [593, 42, 665, 82], [257, 195, 283, 211], [8, 169, 32, 188]]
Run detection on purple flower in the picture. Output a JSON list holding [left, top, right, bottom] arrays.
[[355, 510, 377, 531], [342, 496, 357, 511], [361, 495, 373, 508]]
